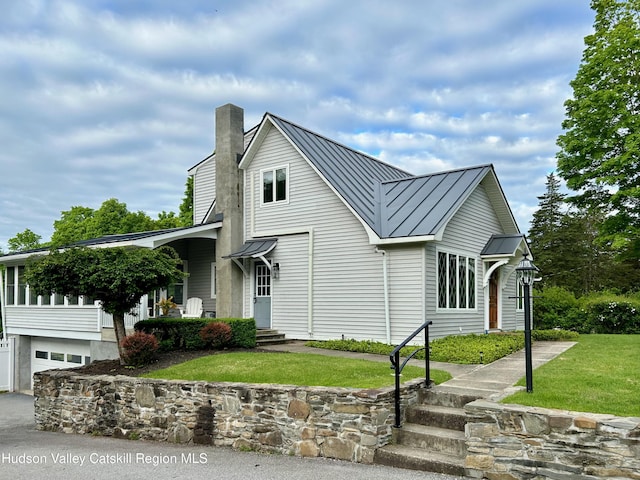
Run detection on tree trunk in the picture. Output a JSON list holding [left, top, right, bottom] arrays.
[[113, 312, 128, 365]]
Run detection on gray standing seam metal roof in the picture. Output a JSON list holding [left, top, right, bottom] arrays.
[[481, 233, 526, 256], [224, 238, 277, 258], [269, 115, 498, 239], [268, 115, 412, 233]]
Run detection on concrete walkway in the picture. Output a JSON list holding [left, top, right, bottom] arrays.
[[260, 340, 577, 400]]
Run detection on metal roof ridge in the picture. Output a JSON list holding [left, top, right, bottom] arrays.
[[266, 113, 413, 177]]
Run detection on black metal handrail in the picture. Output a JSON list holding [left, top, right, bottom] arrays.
[[389, 320, 433, 428]]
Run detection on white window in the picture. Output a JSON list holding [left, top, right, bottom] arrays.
[[437, 251, 476, 309], [516, 282, 525, 311], [261, 166, 288, 204]]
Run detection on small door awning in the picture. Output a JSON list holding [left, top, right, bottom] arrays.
[[480, 234, 530, 288], [481, 234, 527, 257], [224, 238, 277, 259], [223, 239, 277, 277]]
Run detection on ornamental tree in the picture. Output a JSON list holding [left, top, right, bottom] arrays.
[[556, 0, 640, 257], [25, 246, 184, 364]]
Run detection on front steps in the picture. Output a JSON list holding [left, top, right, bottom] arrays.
[[374, 386, 484, 477], [255, 329, 288, 346]]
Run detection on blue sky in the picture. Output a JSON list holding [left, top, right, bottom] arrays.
[[0, 1, 595, 250]]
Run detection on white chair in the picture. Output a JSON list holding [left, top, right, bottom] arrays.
[[180, 297, 203, 318]]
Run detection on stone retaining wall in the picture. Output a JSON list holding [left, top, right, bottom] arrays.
[[465, 399, 640, 479], [33, 370, 423, 464]]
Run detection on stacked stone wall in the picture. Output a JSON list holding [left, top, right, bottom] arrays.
[[465, 399, 640, 479], [34, 370, 422, 464]]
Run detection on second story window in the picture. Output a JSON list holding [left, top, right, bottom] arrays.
[[262, 166, 288, 204]]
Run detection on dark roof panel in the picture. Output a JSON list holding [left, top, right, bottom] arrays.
[[481, 234, 526, 256], [224, 239, 277, 259], [382, 166, 491, 238]]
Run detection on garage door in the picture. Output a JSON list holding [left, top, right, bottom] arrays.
[[31, 338, 91, 387]]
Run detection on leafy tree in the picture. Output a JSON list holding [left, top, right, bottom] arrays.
[[556, 0, 640, 257], [25, 246, 184, 364], [178, 176, 194, 227], [50, 206, 95, 246], [8, 228, 42, 253]]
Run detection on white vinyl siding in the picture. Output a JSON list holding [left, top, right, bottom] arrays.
[[270, 234, 309, 338], [6, 306, 102, 339], [387, 246, 426, 345], [427, 182, 503, 338], [186, 239, 216, 314], [193, 156, 216, 224], [245, 126, 387, 341]]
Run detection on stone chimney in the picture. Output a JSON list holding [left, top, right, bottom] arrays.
[[214, 104, 244, 318]]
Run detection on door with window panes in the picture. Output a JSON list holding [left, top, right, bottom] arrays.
[[254, 263, 271, 328]]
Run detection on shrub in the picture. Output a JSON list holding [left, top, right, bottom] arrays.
[[531, 329, 579, 341], [533, 286, 581, 330], [200, 322, 232, 349], [579, 294, 640, 334], [134, 317, 256, 351], [120, 332, 159, 366]]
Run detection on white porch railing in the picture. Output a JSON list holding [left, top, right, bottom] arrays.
[[100, 303, 149, 330], [0, 337, 15, 391]]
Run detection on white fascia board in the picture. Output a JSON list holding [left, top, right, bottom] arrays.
[[370, 234, 435, 245], [7, 326, 101, 341]]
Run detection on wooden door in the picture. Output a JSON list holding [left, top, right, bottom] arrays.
[[489, 271, 499, 330]]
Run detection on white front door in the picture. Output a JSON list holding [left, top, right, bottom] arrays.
[[254, 263, 272, 329]]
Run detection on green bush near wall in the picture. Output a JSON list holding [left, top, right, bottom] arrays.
[[533, 287, 640, 334], [134, 317, 256, 350]]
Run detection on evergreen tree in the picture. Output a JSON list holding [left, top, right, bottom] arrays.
[[556, 0, 640, 258]]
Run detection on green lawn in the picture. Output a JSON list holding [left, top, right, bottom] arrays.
[[143, 352, 452, 389], [502, 335, 640, 417]]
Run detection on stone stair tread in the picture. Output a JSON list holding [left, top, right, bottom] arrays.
[[412, 404, 465, 415], [374, 444, 467, 476], [400, 422, 466, 441]]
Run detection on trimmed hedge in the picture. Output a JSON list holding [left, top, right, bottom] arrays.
[[533, 287, 640, 334], [134, 317, 256, 351]]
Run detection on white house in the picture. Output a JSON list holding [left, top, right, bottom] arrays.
[[0, 103, 530, 390]]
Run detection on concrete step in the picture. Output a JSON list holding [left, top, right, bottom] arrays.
[[392, 423, 467, 457], [255, 330, 287, 346], [405, 404, 467, 431], [419, 385, 488, 408], [374, 445, 469, 477]]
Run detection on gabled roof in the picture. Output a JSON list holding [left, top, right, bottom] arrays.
[[381, 165, 492, 238], [188, 124, 259, 174], [249, 114, 412, 233], [242, 113, 521, 242]]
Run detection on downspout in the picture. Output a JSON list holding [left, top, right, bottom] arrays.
[[307, 228, 314, 337], [375, 248, 391, 344], [0, 267, 6, 339]]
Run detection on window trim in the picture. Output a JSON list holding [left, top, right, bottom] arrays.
[[436, 249, 477, 311], [260, 165, 290, 206], [211, 262, 217, 299]]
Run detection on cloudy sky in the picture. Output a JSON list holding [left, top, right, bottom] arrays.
[[0, 0, 595, 250]]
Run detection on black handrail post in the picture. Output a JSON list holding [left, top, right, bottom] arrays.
[[425, 323, 430, 387], [393, 350, 401, 428], [389, 320, 433, 429]]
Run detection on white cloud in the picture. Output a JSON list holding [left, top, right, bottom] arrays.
[[0, 0, 595, 249]]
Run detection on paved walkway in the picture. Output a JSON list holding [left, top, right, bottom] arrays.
[[261, 340, 577, 400]]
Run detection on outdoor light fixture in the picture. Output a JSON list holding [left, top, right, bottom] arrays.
[[272, 262, 280, 279], [516, 253, 539, 393]]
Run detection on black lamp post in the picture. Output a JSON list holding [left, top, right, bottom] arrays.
[[516, 253, 539, 393]]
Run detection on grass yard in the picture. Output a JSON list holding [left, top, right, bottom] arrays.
[[502, 335, 640, 417], [143, 352, 452, 388]]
